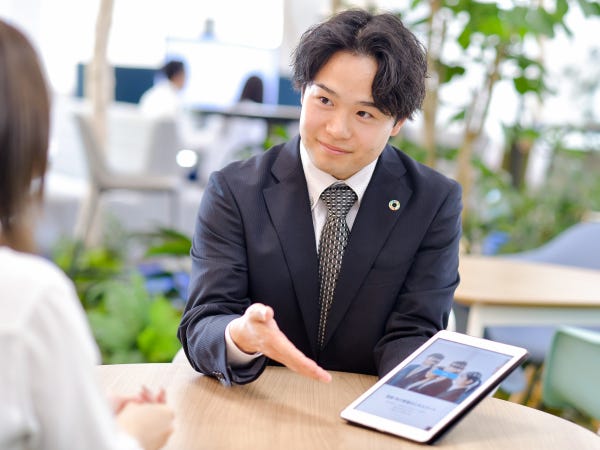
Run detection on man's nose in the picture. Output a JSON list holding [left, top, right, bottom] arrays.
[[325, 111, 352, 139]]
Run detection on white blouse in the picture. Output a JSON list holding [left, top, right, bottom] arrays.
[[0, 247, 141, 450]]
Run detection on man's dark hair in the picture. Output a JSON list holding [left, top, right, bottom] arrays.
[[161, 60, 185, 81], [292, 9, 427, 121], [451, 361, 468, 368]]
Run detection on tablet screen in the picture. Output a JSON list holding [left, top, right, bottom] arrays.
[[341, 331, 528, 443]]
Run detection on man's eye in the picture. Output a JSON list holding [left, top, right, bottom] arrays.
[[319, 97, 331, 105], [357, 111, 373, 119]]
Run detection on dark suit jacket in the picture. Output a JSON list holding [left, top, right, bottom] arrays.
[[178, 136, 462, 385], [388, 364, 432, 388], [411, 377, 453, 397]]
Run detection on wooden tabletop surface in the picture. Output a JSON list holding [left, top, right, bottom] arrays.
[[98, 363, 600, 449], [455, 255, 600, 307]]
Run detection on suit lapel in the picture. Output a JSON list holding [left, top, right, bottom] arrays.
[[322, 146, 413, 347], [263, 137, 320, 357]]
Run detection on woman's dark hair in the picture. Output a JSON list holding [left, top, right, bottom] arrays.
[[239, 75, 264, 103], [0, 20, 50, 252], [162, 60, 185, 81], [292, 9, 427, 121]]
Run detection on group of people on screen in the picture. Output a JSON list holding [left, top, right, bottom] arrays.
[[388, 353, 482, 404], [1, 8, 463, 449]]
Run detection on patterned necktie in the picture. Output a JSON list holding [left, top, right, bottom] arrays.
[[317, 183, 357, 349]]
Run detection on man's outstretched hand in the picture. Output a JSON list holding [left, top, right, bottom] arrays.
[[229, 303, 332, 383]]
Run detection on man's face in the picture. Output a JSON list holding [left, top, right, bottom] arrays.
[[447, 362, 465, 374], [172, 71, 186, 90], [424, 356, 443, 367], [299, 51, 404, 180]]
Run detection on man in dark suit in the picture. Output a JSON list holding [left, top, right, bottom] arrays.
[[388, 353, 445, 388], [178, 9, 462, 386]]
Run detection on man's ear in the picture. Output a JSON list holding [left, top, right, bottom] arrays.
[[390, 118, 406, 137]]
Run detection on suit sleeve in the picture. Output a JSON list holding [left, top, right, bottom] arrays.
[[177, 172, 267, 386], [374, 180, 462, 377]]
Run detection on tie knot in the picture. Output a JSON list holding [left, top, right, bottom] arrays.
[[320, 184, 357, 218]]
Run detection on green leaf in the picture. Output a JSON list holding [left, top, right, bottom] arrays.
[[554, 0, 569, 20], [441, 64, 466, 83], [448, 110, 466, 123], [513, 76, 543, 95], [457, 27, 471, 49], [576, 0, 600, 17], [145, 241, 191, 257], [137, 297, 182, 362], [88, 312, 137, 353], [524, 8, 556, 37]]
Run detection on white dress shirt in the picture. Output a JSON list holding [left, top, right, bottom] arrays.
[[225, 140, 378, 366], [0, 247, 141, 450], [139, 81, 182, 118]]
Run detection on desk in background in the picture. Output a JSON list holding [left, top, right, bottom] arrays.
[[455, 255, 600, 338], [97, 363, 600, 449], [194, 103, 301, 125]]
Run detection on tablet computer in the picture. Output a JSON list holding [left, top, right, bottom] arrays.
[[340, 330, 528, 444]]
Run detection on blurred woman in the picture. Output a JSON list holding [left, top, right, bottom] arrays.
[[0, 20, 174, 450]]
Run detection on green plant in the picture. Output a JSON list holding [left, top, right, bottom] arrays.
[[379, 0, 599, 225], [51, 224, 186, 363], [460, 143, 600, 254], [86, 273, 181, 363]]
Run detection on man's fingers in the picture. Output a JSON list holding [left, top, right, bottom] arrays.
[[247, 303, 273, 322], [286, 356, 332, 383], [241, 303, 331, 383], [266, 330, 332, 383]]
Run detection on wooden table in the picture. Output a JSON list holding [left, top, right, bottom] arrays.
[[97, 363, 600, 449], [455, 255, 600, 337]]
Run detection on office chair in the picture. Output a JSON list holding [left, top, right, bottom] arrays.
[[73, 113, 180, 245], [541, 326, 600, 432]]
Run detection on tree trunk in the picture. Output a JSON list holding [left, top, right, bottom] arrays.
[[423, 0, 443, 168], [456, 48, 503, 218], [85, 0, 114, 152]]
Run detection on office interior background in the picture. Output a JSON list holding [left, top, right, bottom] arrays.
[[2, 0, 600, 430]]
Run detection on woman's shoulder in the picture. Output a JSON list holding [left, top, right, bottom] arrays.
[[0, 246, 71, 287], [0, 247, 76, 325]]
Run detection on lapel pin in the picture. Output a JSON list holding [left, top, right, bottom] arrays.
[[389, 199, 400, 211]]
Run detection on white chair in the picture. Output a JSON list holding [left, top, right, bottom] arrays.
[[144, 118, 186, 177], [73, 113, 180, 244]]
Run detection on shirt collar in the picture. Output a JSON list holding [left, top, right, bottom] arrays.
[[299, 140, 377, 210]]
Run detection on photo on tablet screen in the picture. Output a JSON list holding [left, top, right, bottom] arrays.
[[340, 331, 528, 443], [353, 338, 512, 431]]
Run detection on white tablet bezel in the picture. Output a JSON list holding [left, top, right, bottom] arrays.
[[340, 330, 528, 444]]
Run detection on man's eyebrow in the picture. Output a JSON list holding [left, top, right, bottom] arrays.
[[314, 82, 337, 96], [313, 82, 379, 109]]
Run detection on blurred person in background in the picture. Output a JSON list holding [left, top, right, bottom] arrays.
[[139, 60, 187, 118], [140, 59, 219, 156], [0, 19, 174, 450], [198, 74, 268, 183]]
